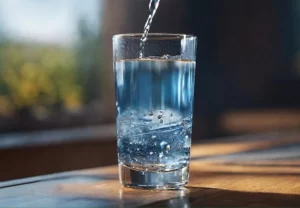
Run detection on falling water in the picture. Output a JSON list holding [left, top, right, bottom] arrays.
[[139, 0, 161, 58]]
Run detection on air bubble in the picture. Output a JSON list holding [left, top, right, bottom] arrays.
[[137, 148, 140, 151], [166, 145, 171, 153], [161, 54, 182, 60], [152, 135, 157, 139], [150, 152, 153, 155], [130, 142, 133, 145], [160, 141, 167, 149], [157, 115, 162, 119], [148, 112, 153, 116], [160, 119, 163, 123], [185, 136, 189, 139]]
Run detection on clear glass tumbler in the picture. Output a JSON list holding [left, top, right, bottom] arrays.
[[113, 33, 197, 189]]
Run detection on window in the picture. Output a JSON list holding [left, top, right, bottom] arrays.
[[0, 0, 115, 133]]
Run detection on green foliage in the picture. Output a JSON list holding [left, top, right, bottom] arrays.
[[0, 42, 83, 116], [0, 17, 103, 118]]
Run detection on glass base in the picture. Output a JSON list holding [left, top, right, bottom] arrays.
[[119, 164, 189, 190]]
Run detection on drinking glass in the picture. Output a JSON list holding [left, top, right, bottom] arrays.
[[113, 33, 197, 189]]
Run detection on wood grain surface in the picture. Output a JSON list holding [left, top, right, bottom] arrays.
[[1, 132, 300, 207]]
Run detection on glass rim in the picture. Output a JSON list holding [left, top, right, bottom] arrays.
[[113, 33, 197, 40]]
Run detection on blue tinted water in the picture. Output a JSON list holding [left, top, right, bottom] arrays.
[[114, 59, 195, 171]]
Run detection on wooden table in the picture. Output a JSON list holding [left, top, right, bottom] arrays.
[[1, 132, 300, 207]]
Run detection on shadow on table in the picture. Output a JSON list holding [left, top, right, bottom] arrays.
[[2, 184, 299, 208], [54, 185, 300, 207], [142, 187, 300, 207], [56, 177, 300, 208], [11, 170, 296, 208]]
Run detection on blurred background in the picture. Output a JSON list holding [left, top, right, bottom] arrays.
[[1, 0, 300, 180]]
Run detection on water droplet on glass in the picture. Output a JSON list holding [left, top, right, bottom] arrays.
[[160, 119, 163, 123], [158, 115, 162, 119]]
